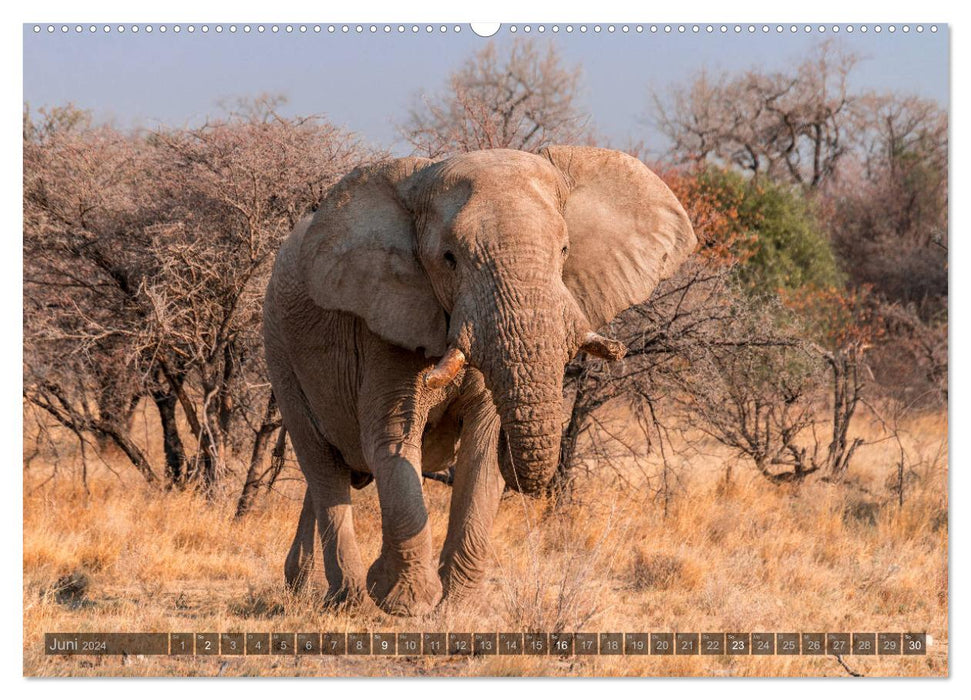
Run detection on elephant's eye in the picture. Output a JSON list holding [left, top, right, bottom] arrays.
[[443, 250, 457, 270], [561, 245, 569, 258]]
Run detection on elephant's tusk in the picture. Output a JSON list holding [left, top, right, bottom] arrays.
[[579, 332, 628, 361], [424, 347, 466, 389]]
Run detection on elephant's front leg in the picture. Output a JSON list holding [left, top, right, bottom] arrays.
[[364, 440, 443, 616], [360, 368, 443, 616], [439, 374, 505, 603]]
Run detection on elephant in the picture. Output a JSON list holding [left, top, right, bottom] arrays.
[[262, 146, 697, 616]]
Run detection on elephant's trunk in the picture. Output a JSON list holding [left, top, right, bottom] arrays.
[[463, 286, 571, 495], [492, 393, 563, 495]]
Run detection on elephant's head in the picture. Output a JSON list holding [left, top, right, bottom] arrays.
[[301, 147, 696, 494]]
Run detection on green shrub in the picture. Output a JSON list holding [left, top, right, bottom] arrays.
[[695, 168, 843, 295]]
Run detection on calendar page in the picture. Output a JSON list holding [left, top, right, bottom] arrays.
[[22, 18, 949, 679]]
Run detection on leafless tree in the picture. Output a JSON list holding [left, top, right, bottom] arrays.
[[827, 94, 948, 310], [654, 41, 857, 188], [402, 39, 592, 156], [553, 259, 868, 501], [23, 99, 377, 503], [24, 111, 159, 483], [676, 335, 865, 485]]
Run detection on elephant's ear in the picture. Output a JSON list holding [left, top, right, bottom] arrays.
[[540, 146, 698, 330], [301, 157, 447, 356]]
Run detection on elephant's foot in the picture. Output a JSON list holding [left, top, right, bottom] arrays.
[[367, 556, 442, 617], [284, 550, 314, 592], [435, 584, 478, 616], [284, 488, 317, 592], [439, 578, 482, 608], [321, 579, 367, 609], [438, 551, 488, 607]]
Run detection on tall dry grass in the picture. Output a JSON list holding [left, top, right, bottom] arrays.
[[23, 405, 947, 677]]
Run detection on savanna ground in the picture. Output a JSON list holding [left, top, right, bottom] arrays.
[[23, 403, 948, 677]]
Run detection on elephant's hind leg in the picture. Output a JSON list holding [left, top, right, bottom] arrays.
[[306, 443, 367, 606], [284, 488, 316, 592], [273, 370, 367, 605]]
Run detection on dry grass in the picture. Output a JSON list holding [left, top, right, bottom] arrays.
[[23, 406, 948, 677]]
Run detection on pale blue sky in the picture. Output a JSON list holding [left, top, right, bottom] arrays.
[[23, 25, 949, 156]]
